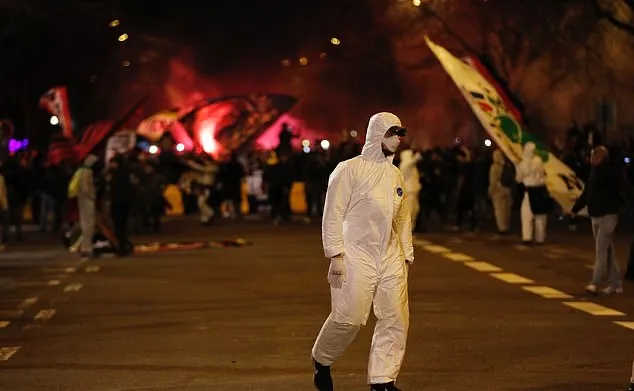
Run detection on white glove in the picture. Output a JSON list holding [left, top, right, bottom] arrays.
[[327, 256, 346, 289]]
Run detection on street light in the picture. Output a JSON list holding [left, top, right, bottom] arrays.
[[118, 33, 128, 42], [176, 143, 185, 152], [50, 116, 59, 126], [148, 145, 159, 154], [330, 37, 341, 45], [412, 0, 422, 6], [109, 20, 120, 27], [299, 57, 308, 66], [321, 140, 330, 150], [484, 139, 492, 147]]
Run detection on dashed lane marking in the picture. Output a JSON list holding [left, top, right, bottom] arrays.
[[0, 321, 9, 328], [13, 279, 64, 288], [413, 239, 431, 246], [423, 240, 633, 327], [34, 309, 56, 323], [550, 247, 572, 254], [514, 245, 530, 251], [615, 321, 634, 330], [0, 347, 20, 361], [442, 252, 476, 262], [0, 297, 38, 309], [563, 302, 625, 316], [523, 286, 573, 299], [422, 245, 451, 254], [85, 266, 100, 273], [64, 283, 82, 292], [491, 273, 534, 284], [464, 261, 503, 272], [20, 297, 38, 309], [42, 267, 77, 273]]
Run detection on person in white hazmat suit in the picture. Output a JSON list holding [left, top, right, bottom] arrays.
[[312, 112, 414, 391], [516, 142, 550, 243], [489, 150, 512, 233], [77, 155, 98, 258], [398, 149, 421, 227]]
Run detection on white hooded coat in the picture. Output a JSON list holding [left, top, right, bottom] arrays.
[[78, 155, 98, 255], [314, 112, 413, 385], [516, 142, 545, 187], [516, 142, 548, 242], [399, 149, 421, 225]]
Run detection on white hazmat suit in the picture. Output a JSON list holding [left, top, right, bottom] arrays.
[[516, 142, 547, 243], [312, 112, 414, 386], [78, 155, 98, 257], [398, 150, 421, 226]]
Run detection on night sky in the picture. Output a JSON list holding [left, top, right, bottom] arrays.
[[118, 0, 354, 67]]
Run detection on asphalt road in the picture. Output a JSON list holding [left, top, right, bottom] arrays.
[[0, 217, 632, 391]]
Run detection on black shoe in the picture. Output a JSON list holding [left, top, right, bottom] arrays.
[[370, 381, 401, 391], [313, 359, 333, 391]]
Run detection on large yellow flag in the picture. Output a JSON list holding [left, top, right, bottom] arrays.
[[425, 36, 585, 214]]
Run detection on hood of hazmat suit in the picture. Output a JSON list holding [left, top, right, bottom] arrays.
[[516, 142, 545, 187], [316, 112, 413, 385]]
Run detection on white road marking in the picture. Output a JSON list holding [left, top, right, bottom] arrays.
[[491, 273, 534, 284], [522, 286, 573, 299], [20, 297, 38, 309], [42, 267, 77, 273], [550, 247, 571, 254], [514, 245, 530, 251], [615, 321, 634, 330], [544, 253, 563, 260], [64, 283, 83, 292], [85, 266, 100, 273], [447, 237, 465, 244], [422, 245, 451, 254], [34, 309, 56, 322], [463, 261, 503, 272], [413, 239, 431, 246], [14, 279, 64, 288], [0, 321, 9, 328], [0, 346, 20, 361], [563, 301, 625, 316], [442, 252, 476, 262]]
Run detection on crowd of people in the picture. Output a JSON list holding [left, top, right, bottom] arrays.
[[0, 122, 632, 257]]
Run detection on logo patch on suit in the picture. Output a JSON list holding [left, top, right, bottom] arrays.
[[396, 187, 403, 197]]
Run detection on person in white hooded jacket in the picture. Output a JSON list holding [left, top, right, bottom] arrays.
[[398, 149, 422, 227], [516, 142, 551, 243], [312, 112, 414, 391]]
